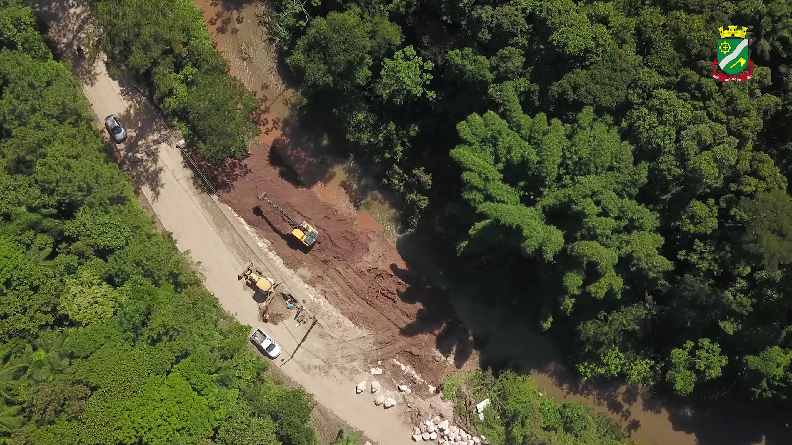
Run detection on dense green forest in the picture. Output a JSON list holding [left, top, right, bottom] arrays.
[[443, 370, 640, 445], [262, 0, 792, 411], [0, 2, 317, 443]]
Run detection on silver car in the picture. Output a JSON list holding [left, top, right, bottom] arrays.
[[104, 115, 127, 143]]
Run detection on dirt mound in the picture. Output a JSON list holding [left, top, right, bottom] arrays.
[[218, 142, 454, 385]]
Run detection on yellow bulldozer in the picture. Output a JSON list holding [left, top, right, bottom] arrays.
[[238, 262, 276, 295], [257, 192, 318, 248], [238, 262, 278, 322]]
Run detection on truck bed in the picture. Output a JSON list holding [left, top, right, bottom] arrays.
[[250, 330, 268, 345]]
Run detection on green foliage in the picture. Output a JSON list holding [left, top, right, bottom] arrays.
[[59, 271, 125, 326], [269, 0, 792, 410], [177, 72, 260, 160], [112, 371, 219, 444], [666, 339, 728, 396], [216, 405, 279, 445], [93, 0, 259, 160], [739, 189, 792, 272], [287, 8, 402, 94], [245, 382, 317, 445], [0, 12, 316, 444], [378, 46, 435, 104], [444, 370, 628, 445], [743, 346, 792, 401], [452, 103, 669, 328]]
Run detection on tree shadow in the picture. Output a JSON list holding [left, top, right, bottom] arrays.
[[268, 144, 305, 187], [270, 106, 406, 232], [101, 99, 167, 198], [389, 260, 474, 369], [32, 0, 101, 86], [207, 0, 259, 13], [663, 403, 789, 445], [205, 0, 260, 36], [268, 112, 337, 188], [180, 150, 252, 193]]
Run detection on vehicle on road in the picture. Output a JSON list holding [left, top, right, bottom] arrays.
[[104, 115, 127, 143], [257, 192, 319, 248], [238, 262, 276, 295], [250, 328, 281, 359]]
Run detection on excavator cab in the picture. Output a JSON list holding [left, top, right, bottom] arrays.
[[292, 222, 318, 248]]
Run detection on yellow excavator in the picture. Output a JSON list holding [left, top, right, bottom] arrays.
[[257, 192, 318, 248]]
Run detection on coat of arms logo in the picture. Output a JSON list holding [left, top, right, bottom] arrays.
[[713, 26, 753, 82]]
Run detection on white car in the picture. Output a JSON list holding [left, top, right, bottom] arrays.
[[104, 114, 127, 143], [250, 328, 281, 359]]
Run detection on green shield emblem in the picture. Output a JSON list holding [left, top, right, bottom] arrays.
[[717, 37, 750, 75]]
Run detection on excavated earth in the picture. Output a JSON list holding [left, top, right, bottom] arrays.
[[213, 141, 457, 386], [189, 0, 465, 387]]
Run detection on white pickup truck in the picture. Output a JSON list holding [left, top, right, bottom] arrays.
[[250, 328, 281, 359]]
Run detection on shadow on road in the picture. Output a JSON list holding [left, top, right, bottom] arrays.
[[108, 90, 169, 198]]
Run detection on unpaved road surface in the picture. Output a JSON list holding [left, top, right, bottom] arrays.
[[33, 1, 440, 443]]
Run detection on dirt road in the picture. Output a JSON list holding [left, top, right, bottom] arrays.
[[33, 1, 439, 443]]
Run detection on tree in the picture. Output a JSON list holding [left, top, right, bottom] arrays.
[[377, 46, 435, 104], [93, 0, 258, 160], [739, 189, 792, 272], [112, 372, 218, 444], [287, 9, 402, 94], [666, 338, 728, 396], [0, 14, 319, 444], [59, 271, 125, 326], [216, 405, 279, 445], [452, 104, 670, 327], [178, 72, 260, 160], [743, 346, 792, 401], [245, 383, 317, 445], [0, 237, 56, 342], [261, 0, 792, 408], [25, 380, 91, 425]]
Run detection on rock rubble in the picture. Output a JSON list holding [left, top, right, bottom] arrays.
[[409, 418, 488, 445]]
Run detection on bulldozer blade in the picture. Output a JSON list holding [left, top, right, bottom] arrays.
[[238, 261, 253, 280]]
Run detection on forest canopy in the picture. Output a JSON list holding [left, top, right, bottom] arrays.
[[0, 2, 316, 443], [265, 0, 792, 410]]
